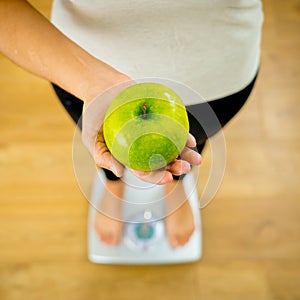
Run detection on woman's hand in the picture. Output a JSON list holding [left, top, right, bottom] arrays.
[[129, 133, 202, 184], [82, 79, 202, 185], [81, 76, 133, 178], [0, 0, 201, 185]]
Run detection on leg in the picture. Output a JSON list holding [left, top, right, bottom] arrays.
[[52, 84, 124, 245], [164, 180, 195, 248], [94, 178, 125, 245], [165, 73, 258, 248]]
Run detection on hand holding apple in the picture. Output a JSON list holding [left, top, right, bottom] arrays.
[[82, 80, 201, 185], [81, 78, 134, 179], [102, 82, 201, 183], [129, 132, 201, 184], [103, 82, 190, 171]]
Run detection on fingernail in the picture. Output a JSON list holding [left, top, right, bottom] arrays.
[[111, 164, 119, 177], [196, 153, 202, 164], [192, 136, 197, 146]]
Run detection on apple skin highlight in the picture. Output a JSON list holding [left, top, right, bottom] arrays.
[[103, 82, 189, 171]]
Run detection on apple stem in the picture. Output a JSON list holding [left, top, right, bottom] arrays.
[[142, 102, 147, 119]]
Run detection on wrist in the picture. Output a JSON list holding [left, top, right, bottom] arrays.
[[83, 71, 131, 104], [73, 57, 131, 103]]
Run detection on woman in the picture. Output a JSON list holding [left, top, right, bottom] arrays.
[[0, 0, 263, 247]]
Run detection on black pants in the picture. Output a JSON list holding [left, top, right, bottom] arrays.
[[52, 73, 257, 180]]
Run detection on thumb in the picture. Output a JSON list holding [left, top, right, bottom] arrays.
[[94, 148, 124, 178]]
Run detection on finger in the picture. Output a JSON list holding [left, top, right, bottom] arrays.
[[179, 147, 202, 166], [110, 156, 125, 178], [186, 133, 197, 148], [129, 169, 173, 185], [166, 159, 191, 176], [94, 142, 124, 177]]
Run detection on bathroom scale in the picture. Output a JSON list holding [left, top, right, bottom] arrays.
[[87, 169, 202, 265]]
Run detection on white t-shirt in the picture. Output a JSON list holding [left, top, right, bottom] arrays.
[[51, 0, 263, 104]]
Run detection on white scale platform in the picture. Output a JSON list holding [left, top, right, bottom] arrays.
[[88, 170, 202, 265]]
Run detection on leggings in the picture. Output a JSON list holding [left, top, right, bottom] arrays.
[[52, 73, 257, 181]]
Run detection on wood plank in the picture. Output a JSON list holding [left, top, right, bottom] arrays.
[[0, 0, 299, 299]]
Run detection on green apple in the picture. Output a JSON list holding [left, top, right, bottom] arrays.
[[103, 82, 189, 171]]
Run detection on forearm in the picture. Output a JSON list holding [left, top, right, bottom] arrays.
[[0, 0, 127, 102]]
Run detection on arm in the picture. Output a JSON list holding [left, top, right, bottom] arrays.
[[0, 0, 130, 178], [0, 0, 127, 102], [0, 0, 201, 184]]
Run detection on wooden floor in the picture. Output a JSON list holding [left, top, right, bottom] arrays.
[[0, 1, 299, 299]]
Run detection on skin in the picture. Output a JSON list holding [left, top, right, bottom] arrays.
[[0, 0, 202, 247], [104, 99, 189, 171], [94, 135, 200, 249], [94, 177, 196, 248]]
